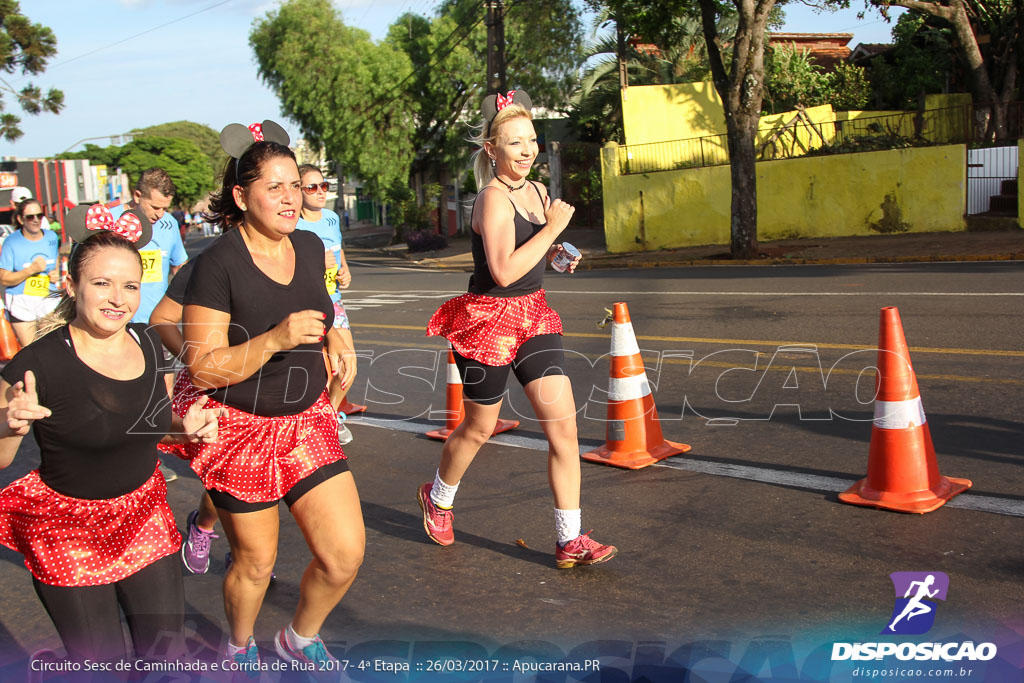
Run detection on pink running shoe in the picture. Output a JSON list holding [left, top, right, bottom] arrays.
[[555, 530, 618, 569], [417, 482, 454, 546]]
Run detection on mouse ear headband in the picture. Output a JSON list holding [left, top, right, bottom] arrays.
[[481, 89, 532, 137], [220, 120, 290, 180], [220, 120, 290, 158], [65, 204, 153, 249]]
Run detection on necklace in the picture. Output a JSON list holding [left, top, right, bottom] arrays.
[[494, 175, 527, 192]]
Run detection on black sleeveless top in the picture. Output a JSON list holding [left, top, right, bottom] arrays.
[[467, 183, 547, 297]]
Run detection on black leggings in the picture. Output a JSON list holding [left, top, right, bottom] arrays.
[[32, 553, 184, 663], [206, 458, 350, 513], [453, 333, 566, 405]]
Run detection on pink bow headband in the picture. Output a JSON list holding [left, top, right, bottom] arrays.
[[85, 204, 144, 242]]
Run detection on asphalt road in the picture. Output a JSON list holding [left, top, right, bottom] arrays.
[[0, 255, 1021, 682]]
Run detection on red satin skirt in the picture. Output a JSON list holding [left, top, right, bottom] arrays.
[[426, 289, 562, 366], [0, 465, 180, 587], [165, 371, 346, 503]]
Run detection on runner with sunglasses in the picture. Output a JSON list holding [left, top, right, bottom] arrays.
[[296, 165, 357, 443], [0, 199, 60, 346]]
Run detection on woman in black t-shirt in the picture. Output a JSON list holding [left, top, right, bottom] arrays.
[[173, 124, 362, 668], [0, 225, 220, 664]]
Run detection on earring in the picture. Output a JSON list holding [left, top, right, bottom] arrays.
[[490, 158, 496, 169]]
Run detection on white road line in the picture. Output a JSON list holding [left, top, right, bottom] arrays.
[[350, 416, 1024, 519]]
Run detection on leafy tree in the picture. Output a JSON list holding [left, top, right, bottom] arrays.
[[866, 0, 1019, 141], [867, 13, 953, 109], [591, 0, 807, 258], [251, 0, 584, 202], [133, 121, 228, 180], [0, 0, 64, 142], [251, 0, 417, 200], [60, 137, 214, 208], [763, 45, 870, 113]]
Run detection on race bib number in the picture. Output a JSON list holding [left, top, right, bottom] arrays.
[[324, 266, 338, 295], [139, 249, 162, 283], [23, 274, 50, 297]]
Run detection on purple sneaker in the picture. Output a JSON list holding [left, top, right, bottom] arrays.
[[181, 509, 218, 574]]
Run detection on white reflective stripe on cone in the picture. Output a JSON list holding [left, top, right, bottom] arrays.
[[447, 360, 462, 385], [608, 373, 652, 401], [611, 322, 641, 357], [873, 396, 926, 430]]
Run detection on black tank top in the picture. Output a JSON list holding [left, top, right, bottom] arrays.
[[467, 183, 547, 297]]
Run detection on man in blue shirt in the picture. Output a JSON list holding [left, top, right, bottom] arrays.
[[109, 169, 187, 484], [110, 168, 188, 324]]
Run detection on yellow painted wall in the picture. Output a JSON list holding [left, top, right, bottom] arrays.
[[602, 142, 967, 252], [621, 82, 726, 146]]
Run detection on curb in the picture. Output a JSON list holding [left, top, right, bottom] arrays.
[[379, 250, 1024, 271]]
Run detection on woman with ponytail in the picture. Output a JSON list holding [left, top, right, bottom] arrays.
[[0, 213, 221, 665], [420, 90, 617, 569]]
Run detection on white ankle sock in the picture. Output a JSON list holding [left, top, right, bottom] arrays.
[[554, 508, 582, 546], [227, 638, 250, 655], [286, 623, 316, 649], [430, 470, 459, 509]]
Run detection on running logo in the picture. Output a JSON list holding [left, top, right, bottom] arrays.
[[883, 572, 949, 635]]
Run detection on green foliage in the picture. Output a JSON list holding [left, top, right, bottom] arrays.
[[251, 0, 416, 201], [829, 62, 872, 111], [0, 0, 63, 142], [763, 45, 870, 114], [251, 0, 583, 203], [133, 121, 228, 181], [58, 136, 214, 208], [803, 133, 916, 157], [868, 13, 953, 109]]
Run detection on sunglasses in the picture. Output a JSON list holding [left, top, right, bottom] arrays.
[[22, 213, 45, 221], [301, 182, 330, 195]]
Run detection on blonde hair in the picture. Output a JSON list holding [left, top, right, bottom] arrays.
[[471, 103, 533, 191]]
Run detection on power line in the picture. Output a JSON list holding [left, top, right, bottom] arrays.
[[23, 0, 236, 79], [343, 1, 487, 134]]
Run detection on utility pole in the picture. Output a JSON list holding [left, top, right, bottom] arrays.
[[485, 0, 506, 94]]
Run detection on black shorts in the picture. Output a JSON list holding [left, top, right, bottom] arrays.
[[453, 333, 566, 405], [206, 459, 350, 513]]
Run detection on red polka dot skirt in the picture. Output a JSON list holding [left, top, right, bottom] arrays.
[[0, 465, 181, 587], [426, 289, 562, 366], [164, 371, 346, 503]]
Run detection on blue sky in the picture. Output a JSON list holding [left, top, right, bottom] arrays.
[[6, 0, 904, 160]]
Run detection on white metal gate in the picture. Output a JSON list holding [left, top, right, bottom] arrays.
[[966, 145, 1018, 215]]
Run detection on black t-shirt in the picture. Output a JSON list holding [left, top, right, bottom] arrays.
[[164, 259, 195, 306], [467, 183, 547, 297], [183, 228, 332, 417], [1, 324, 172, 500]]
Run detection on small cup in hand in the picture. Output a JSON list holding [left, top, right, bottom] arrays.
[[551, 242, 581, 273]]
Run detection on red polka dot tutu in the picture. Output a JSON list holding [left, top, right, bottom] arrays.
[[165, 371, 345, 503], [426, 289, 562, 366], [0, 465, 181, 587]]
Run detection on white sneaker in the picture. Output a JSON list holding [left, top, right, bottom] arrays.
[[337, 411, 353, 445], [338, 424, 354, 445]]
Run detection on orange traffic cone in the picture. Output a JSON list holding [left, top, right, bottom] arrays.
[[0, 303, 21, 362], [339, 398, 366, 415], [426, 345, 519, 441], [582, 302, 690, 469], [839, 307, 971, 513]]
